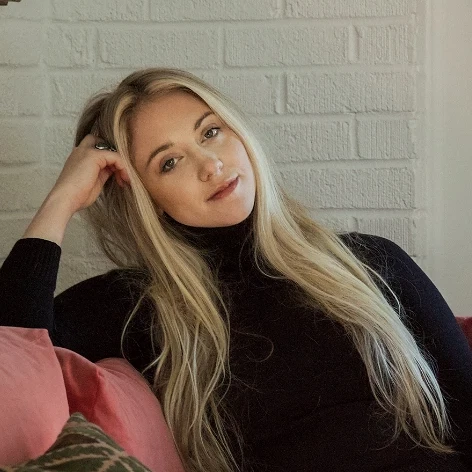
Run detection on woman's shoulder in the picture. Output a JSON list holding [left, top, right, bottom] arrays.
[[337, 232, 449, 318], [53, 267, 152, 363], [338, 231, 405, 254], [338, 231, 413, 272], [339, 231, 404, 252], [54, 267, 149, 306], [338, 231, 410, 258]]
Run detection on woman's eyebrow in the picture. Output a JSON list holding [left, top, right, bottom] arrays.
[[194, 110, 214, 131], [145, 111, 215, 169]]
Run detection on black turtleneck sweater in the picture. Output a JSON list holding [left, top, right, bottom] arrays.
[[1, 218, 472, 472]]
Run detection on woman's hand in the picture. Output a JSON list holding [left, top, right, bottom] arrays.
[[22, 134, 130, 246], [50, 134, 130, 214]]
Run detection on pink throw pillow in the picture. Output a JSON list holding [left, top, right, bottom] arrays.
[[54, 347, 185, 472], [0, 327, 70, 466]]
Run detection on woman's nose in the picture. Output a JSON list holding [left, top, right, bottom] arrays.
[[197, 154, 223, 181]]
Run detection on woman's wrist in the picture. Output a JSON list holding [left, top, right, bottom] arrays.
[[22, 191, 76, 246]]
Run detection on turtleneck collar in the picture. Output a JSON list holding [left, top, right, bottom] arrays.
[[162, 211, 255, 271]]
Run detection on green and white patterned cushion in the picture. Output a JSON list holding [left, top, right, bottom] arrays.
[[0, 413, 152, 472]]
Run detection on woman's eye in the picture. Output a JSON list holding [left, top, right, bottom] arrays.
[[161, 157, 177, 173], [204, 127, 220, 139]]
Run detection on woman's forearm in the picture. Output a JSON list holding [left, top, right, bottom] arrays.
[[22, 191, 75, 246]]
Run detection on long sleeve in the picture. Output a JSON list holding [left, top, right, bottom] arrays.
[[0, 238, 154, 370], [0, 238, 61, 332], [346, 232, 472, 469]]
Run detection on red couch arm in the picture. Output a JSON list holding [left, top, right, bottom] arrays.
[[456, 316, 472, 350]]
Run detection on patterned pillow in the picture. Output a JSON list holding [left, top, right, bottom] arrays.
[[0, 413, 152, 472]]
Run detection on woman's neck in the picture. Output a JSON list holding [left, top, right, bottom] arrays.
[[163, 211, 255, 269]]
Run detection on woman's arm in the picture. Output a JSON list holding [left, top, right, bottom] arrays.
[[0, 238, 61, 331], [1, 190, 74, 330], [0, 134, 131, 349], [0, 235, 152, 364], [22, 192, 75, 246]]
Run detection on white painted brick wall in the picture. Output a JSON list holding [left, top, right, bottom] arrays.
[[356, 24, 414, 64], [0, 1, 45, 19], [46, 26, 95, 68], [1, 22, 43, 65], [0, 169, 56, 212], [357, 118, 416, 160], [279, 167, 414, 210], [99, 28, 220, 69], [225, 26, 349, 66], [0, 120, 43, 164], [50, 73, 120, 116], [0, 72, 45, 115], [257, 119, 352, 162], [44, 120, 76, 166], [51, 0, 148, 22], [151, 0, 281, 21], [287, 72, 415, 114], [201, 73, 280, 115], [285, 0, 416, 18], [0, 0, 425, 293]]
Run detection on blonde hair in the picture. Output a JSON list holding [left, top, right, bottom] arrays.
[[75, 68, 452, 471]]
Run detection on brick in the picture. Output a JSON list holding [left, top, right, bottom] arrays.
[[46, 26, 95, 68], [0, 22, 42, 66], [279, 167, 414, 209], [61, 216, 99, 257], [99, 28, 219, 69], [57, 256, 116, 294], [357, 119, 415, 159], [200, 73, 279, 115], [357, 25, 413, 64], [310, 215, 352, 234], [51, 0, 147, 21], [257, 120, 351, 162], [0, 2, 46, 19], [355, 217, 417, 254], [287, 72, 415, 114], [50, 73, 119, 116], [45, 121, 76, 166], [151, 0, 280, 21], [286, 0, 416, 18], [0, 72, 44, 116], [0, 169, 57, 212], [0, 120, 42, 164], [0, 218, 30, 258], [226, 26, 348, 67]]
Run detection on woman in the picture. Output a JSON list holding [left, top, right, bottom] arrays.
[[1, 68, 471, 472]]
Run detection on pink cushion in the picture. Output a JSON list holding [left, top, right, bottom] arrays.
[[0, 327, 70, 466], [54, 347, 185, 472]]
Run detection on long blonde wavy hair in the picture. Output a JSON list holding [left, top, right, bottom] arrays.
[[75, 68, 453, 471]]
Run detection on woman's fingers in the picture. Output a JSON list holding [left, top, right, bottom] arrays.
[[89, 136, 131, 186], [88, 135, 131, 188], [50, 134, 132, 213]]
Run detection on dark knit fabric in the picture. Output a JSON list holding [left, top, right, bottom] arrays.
[[1, 218, 472, 472]]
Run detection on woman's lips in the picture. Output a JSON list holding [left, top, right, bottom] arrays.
[[208, 177, 239, 201]]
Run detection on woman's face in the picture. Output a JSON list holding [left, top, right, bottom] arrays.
[[130, 91, 256, 228]]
